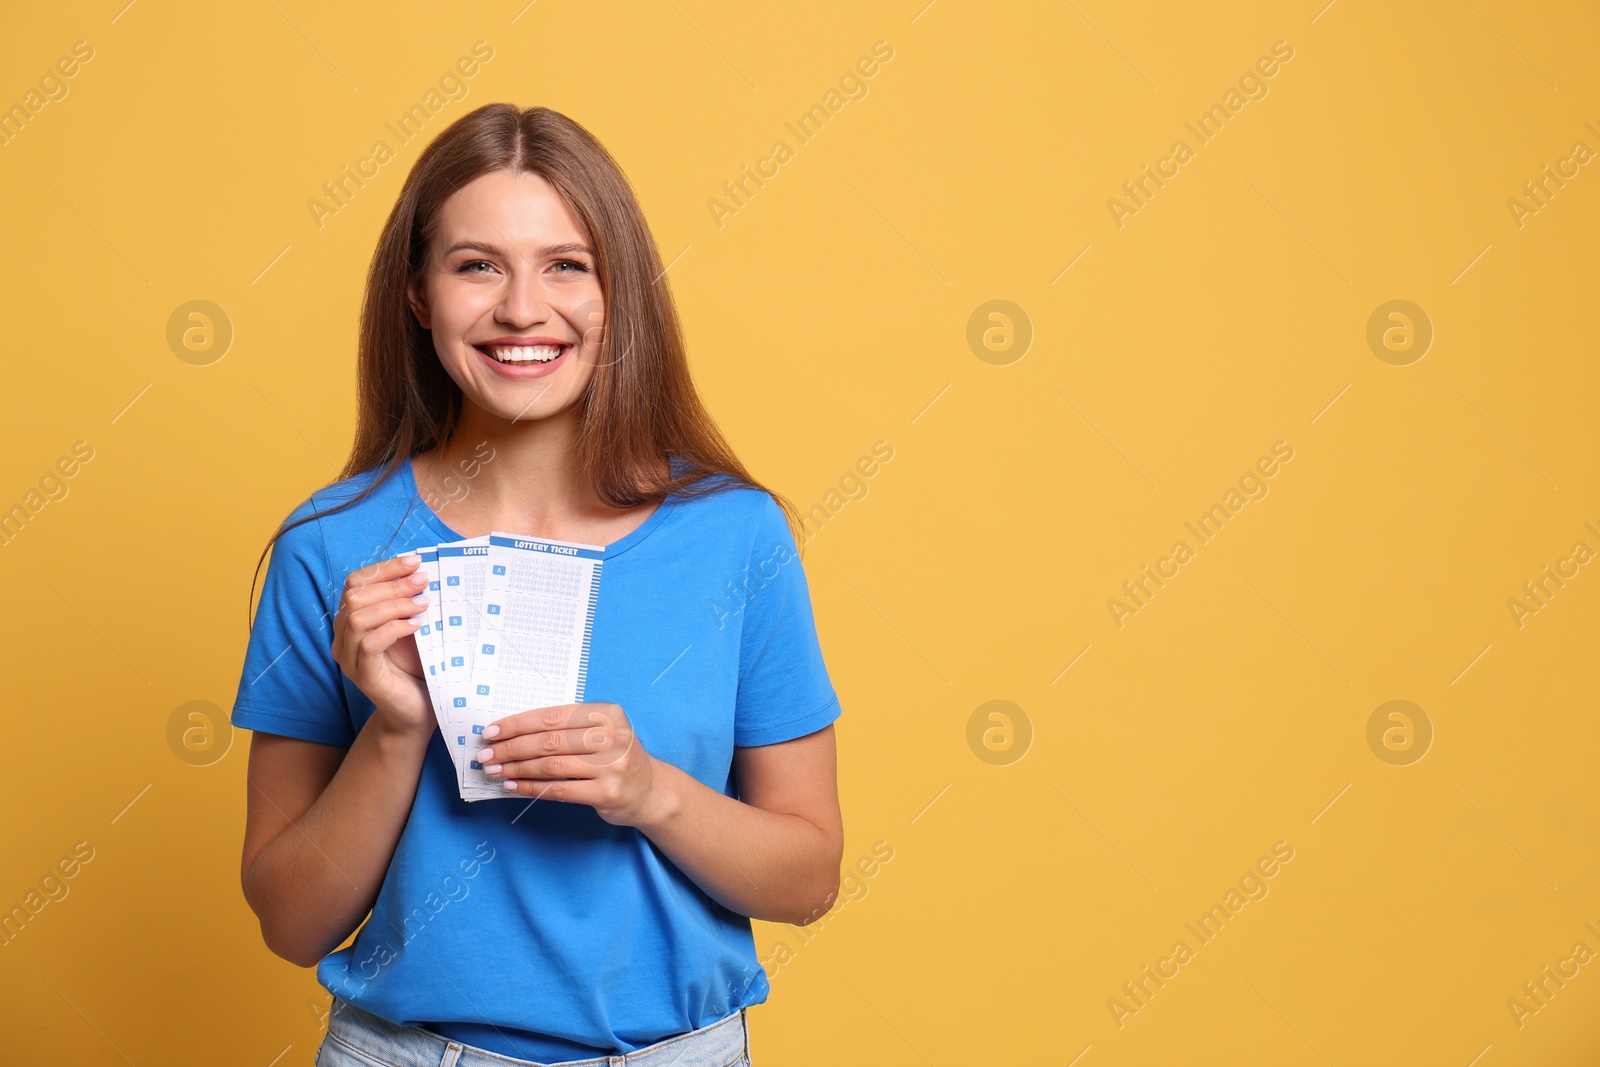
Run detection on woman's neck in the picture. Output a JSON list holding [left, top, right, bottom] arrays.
[[413, 403, 656, 543]]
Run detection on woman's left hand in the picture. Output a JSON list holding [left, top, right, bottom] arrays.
[[476, 702, 663, 828]]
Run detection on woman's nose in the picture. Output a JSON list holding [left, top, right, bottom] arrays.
[[498, 270, 553, 325]]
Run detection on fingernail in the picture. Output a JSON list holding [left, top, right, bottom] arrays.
[[485, 764, 502, 775], [400, 552, 420, 564], [503, 780, 518, 790], [483, 724, 500, 738], [476, 748, 493, 761], [410, 571, 429, 586]]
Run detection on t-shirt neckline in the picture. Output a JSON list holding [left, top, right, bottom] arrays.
[[401, 454, 677, 560]]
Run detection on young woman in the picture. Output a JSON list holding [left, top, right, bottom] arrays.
[[233, 103, 844, 1067]]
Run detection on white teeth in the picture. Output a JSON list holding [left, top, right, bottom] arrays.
[[486, 344, 565, 364]]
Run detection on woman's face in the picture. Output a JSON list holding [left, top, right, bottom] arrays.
[[406, 168, 606, 425]]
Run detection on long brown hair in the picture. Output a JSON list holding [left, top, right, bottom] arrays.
[[248, 103, 802, 624]]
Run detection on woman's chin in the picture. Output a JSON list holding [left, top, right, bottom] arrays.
[[470, 391, 576, 425]]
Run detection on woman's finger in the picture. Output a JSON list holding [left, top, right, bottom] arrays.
[[475, 726, 597, 765], [341, 569, 430, 612], [343, 594, 429, 639], [490, 753, 600, 782], [351, 615, 427, 673], [501, 778, 587, 801], [345, 553, 421, 591], [483, 703, 586, 741]]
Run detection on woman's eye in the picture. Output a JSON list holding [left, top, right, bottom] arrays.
[[552, 259, 591, 273], [455, 260, 495, 274]]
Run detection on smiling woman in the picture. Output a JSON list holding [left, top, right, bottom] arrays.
[[405, 173, 604, 400], [231, 104, 844, 1067]]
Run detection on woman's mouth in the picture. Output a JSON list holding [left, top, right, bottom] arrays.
[[474, 343, 571, 378]]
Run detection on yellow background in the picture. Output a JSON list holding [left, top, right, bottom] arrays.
[[2, 0, 1597, 1063]]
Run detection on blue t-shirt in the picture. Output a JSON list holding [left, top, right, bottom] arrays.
[[230, 457, 841, 1060]]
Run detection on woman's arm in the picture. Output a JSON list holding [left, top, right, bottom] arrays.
[[635, 724, 844, 926], [241, 718, 434, 967], [241, 551, 443, 967]]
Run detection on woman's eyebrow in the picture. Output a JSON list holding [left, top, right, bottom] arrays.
[[442, 240, 594, 258]]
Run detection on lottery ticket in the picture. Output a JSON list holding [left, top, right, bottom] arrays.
[[411, 532, 604, 802], [462, 533, 605, 798]]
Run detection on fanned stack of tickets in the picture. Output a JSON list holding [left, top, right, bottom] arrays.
[[412, 533, 605, 801]]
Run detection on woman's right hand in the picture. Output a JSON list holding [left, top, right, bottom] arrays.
[[331, 553, 435, 736]]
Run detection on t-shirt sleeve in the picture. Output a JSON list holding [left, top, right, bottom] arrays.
[[733, 494, 842, 747], [229, 499, 355, 748]]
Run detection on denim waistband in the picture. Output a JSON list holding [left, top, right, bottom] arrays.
[[322, 996, 749, 1067]]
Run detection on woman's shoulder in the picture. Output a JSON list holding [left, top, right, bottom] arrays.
[[277, 462, 400, 520], [273, 462, 417, 558], [668, 476, 795, 556], [672, 472, 781, 520]]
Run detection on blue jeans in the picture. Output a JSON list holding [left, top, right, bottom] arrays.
[[314, 997, 752, 1067]]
